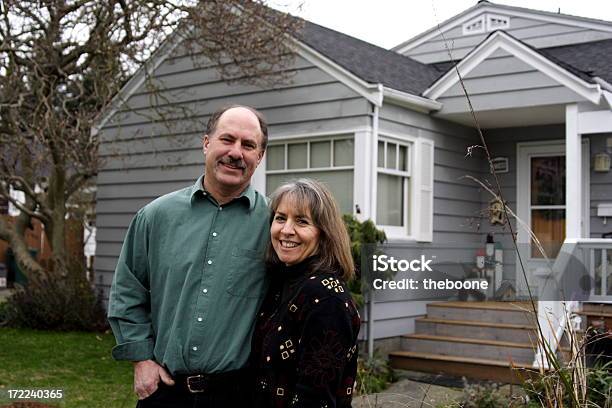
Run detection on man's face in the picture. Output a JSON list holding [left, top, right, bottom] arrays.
[[203, 107, 264, 193]]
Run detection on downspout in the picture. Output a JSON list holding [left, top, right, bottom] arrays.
[[367, 84, 383, 359]]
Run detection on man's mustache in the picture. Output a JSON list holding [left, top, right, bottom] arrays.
[[219, 157, 246, 169]]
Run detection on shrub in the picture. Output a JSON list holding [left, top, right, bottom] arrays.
[[4, 262, 107, 332], [356, 356, 395, 395]]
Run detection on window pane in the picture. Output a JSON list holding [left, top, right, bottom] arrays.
[[288, 143, 307, 169], [531, 209, 565, 258], [378, 141, 384, 167], [531, 156, 565, 205], [266, 145, 285, 170], [377, 173, 404, 226], [399, 145, 408, 171], [267, 171, 353, 214], [310, 141, 331, 168], [386, 142, 396, 169], [333, 139, 354, 166]]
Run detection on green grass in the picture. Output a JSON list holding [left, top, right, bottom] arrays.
[[0, 328, 137, 408]]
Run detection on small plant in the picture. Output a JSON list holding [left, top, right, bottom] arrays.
[[355, 355, 394, 395], [342, 214, 386, 307], [457, 381, 511, 408]]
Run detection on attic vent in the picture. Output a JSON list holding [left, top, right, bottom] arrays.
[[462, 16, 485, 35], [487, 14, 510, 30]]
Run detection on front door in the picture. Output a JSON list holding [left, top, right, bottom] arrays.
[[516, 141, 588, 298]]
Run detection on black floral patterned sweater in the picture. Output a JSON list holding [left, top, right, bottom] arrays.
[[250, 257, 360, 408]]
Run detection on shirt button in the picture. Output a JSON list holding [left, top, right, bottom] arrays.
[[212, 232, 218, 237], [218, 206, 223, 211], [203, 288, 208, 294], [207, 260, 212, 265], [197, 317, 203, 322], [192, 346, 198, 351]]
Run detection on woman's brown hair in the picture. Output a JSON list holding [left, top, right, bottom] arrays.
[[265, 178, 355, 281]]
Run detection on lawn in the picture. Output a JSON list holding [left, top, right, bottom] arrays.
[[0, 328, 137, 408]]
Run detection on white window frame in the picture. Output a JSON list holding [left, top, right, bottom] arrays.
[[376, 135, 413, 238], [265, 135, 356, 213], [266, 135, 355, 174]]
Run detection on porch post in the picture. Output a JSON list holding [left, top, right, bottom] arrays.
[[565, 104, 582, 239]]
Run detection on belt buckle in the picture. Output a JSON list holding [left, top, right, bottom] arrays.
[[186, 374, 207, 393]]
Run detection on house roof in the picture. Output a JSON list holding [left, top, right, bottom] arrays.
[[540, 39, 612, 85], [422, 30, 602, 105], [393, 0, 612, 54], [295, 20, 441, 96], [427, 34, 612, 89]]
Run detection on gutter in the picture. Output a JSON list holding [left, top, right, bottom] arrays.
[[382, 86, 442, 113]]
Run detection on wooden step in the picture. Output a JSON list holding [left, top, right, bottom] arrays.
[[582, 303, 612, 314], [389, 351, 536, 385], [427, 302, 536, 325], [401, 334, 536, 364], [416, 317, 538, 343]]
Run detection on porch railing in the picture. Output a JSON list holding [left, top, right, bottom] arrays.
[[532, 238, 612, 368]]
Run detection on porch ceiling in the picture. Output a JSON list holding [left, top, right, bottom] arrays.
[[433, 104, 565, 128]]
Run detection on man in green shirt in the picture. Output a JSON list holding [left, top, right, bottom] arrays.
[[107, 105, 270, 406]]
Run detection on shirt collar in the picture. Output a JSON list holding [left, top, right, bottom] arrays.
[[190, 174, 257, 211]]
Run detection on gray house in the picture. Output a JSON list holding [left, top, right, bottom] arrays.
[[95, 1, 612, 382]]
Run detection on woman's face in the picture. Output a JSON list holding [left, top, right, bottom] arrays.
[[271, 197, 320, 266]]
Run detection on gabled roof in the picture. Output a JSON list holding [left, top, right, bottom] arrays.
[[423, 30, 602, 104], [540, 39, 612, 84], [394, 0, 612, 55], [296, 20, 440, 95]]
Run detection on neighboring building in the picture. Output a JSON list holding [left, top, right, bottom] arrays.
[[95, 1, 612, 382]]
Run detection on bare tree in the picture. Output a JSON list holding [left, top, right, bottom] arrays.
[[0, 0, 300, 280]]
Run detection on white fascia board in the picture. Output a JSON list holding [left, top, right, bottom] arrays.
[[93, 29, 189, 133], [423, 31, 602, 105], [382, 87, 442, 113], [394, 4, 612, 55], [578, 109, 612, 134], [290, 39, 383, 106]]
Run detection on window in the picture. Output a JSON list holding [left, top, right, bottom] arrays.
[[375, 135, 434, 242], [266, 137, 354, 214], [377, 139, 411, 233]]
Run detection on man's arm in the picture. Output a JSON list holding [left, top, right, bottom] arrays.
[[107, 209, 154, 361], [107, 210, 174, 398]]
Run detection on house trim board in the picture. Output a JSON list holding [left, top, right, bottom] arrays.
[[394, 3, 612, 54], [423, 31, 602, 105]]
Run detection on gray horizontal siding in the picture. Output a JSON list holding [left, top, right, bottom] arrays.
[[588, 134, 612, 237], [367, 104, 485, 339], [95, 47, 369, 298], [403, 14, 612, 63], [436, 51, 586, 115]]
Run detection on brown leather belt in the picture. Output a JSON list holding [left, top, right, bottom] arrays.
[[174, 368, 249, 393]]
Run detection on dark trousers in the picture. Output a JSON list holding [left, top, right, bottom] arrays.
[[136, 376, 252, 408]]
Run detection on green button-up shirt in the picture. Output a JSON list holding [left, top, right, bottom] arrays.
[[107, 175, 270, 374]]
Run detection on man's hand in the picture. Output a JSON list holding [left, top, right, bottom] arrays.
[[133, 360, 175, 400]]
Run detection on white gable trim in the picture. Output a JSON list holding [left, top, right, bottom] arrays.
[[422, 31, 602, 105], [394, 3, 612, 55], [287, 38, 383, 106]]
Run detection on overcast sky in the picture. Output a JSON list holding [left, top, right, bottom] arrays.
[[269, 0, 612, 49]]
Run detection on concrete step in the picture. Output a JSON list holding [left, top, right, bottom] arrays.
[[401, 334, 536, 364], [416, 317, 538, 343], [389, 351, 536, 385], [427, 302, 536, 326]]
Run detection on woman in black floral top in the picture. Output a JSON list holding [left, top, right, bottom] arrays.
[[251, 179, 360, 408]]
